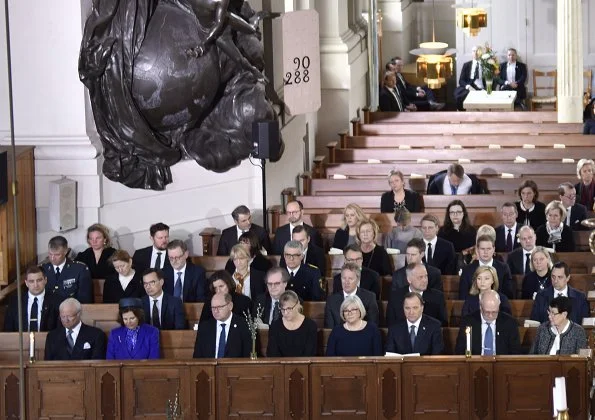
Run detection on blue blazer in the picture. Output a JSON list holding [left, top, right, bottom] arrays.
[[385, 315, 444, 355], [530, 286, 589, 325], [106, 323, 160, 360], [163, 262, 208, 303]]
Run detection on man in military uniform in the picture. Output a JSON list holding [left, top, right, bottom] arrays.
[[283, 240, 323, 301], [42, 236, 93, 304]]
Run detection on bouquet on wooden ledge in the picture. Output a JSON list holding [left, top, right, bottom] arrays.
[[244, 304, 264, 360], [166, 391, 182, 419], [479, 44, 500, 94]]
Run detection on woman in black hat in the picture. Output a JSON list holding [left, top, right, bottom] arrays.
[[106, 298, 160, 360]]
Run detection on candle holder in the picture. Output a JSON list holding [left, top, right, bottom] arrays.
[[464, 326, 472, 358], [555, 409, 570, 420]]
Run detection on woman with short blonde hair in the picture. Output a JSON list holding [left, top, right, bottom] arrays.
[[332, 203, 367, 249]]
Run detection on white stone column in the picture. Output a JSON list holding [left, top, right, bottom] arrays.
[[557, 0, 583, 123]]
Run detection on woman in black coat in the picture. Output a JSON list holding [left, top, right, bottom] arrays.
[[332, 203, 367, 250], [199, 270, 253, 323], [515, 179, 546, 229], [75, 223, 116, 279], [380, 170, 423, 213], [535, 201, 575, 252]]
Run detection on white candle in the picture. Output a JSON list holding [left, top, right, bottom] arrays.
[[465, 326, 471, 354], [29, 332, 35, 359], [552, 384, 559, 417], [555, 377, 568, 411]]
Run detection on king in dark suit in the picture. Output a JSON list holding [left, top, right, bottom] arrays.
[[385, 292, 444, 355], [132, 222, 171, 273], [44, 298, 106, 360], [3, 266, 60, 332], [193, 293, 252, 358], [163, 240, 207, 302], [216, 205, 271, 256], [141, 269, 187, 330]]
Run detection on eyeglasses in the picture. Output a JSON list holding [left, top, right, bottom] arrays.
[[287, 210, 301, 215], [449, 211, 464, 215], [60, 313, 80, 321], [563, 194, 576, 199], [284, 253, 302, 259], [266, 282, 283, 287], [211, 302, 230, 312], [168, 255, 186, 261], [481, 310, 499, 317], [345, 257, 363, 263], [342, 308, 361, 316], [547, 310, 563, 317], [280, 303, 298, 313], [143, 280, 158, 287]]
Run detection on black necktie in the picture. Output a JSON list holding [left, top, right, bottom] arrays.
[[55, 267, 61, 279], [524, 253, 531, 274], [392, 88, 404, 111], [29, 297, 39, 332], [272, 301, 280, 322], [426, 243, 433, 265], [152, 299, 161, 329], [506, 229, 513, 252], [473, 63, 479, 80], [409, 325, 416, 350], [154, 252, 162, 269]]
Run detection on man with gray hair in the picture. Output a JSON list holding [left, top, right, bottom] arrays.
[[283, 241, 323, 301], [42, 236, 93, 304], [44, 298, 106, 360], [507, 225, 537, 275], [217, 205, 271, 256], [252, 267, 290, 325]]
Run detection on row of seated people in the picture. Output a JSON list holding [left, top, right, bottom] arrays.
[[3, 251, 589, 358]]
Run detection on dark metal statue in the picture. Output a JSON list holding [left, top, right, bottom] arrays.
[[79, 0, 281, 190]]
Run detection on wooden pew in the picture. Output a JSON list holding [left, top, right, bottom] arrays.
[[356, 122, 582, 136], [362, 110, 559, 124], [344, 133, 593, 149]]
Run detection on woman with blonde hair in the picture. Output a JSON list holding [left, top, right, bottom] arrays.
[[521, 246, 553, 299], [535, 200, 575, 252], [75, 223, 116, 278], [332, 203, 367, 249], [229, 244, 266, 299], [575, 158, 595, 210], [461, 266, 511, 316], [356, 219, 392, 276], [380, 170, 423, 213]]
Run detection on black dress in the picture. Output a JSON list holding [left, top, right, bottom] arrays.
[[102, 271, 145, 303], [437, 226, 477, 253], [521, 271, 551, 300], [75, 247, 117, 279], [380, 189, 424, 213], [266, 317, 318, 357], [332, 228, 356, 250], [535, 224, 575, 252], [362, 245, 393, 276], [515, 201, 546, 230], [575, 181, 595, 211], [199, 293, 252, 323]]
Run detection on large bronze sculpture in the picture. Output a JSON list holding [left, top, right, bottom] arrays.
[[79, 0, 280, 190]]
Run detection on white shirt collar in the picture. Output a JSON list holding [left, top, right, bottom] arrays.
[[217, 312, 233, 327], [424, 237, 437, 249], [479, 259, 494, 267], [408, 286, 424, 296], [407, 316, 422, 330], [343, 287, 357, 299], [288, 265, 300, 276], [28, 290, 45, 300], [554, 286, 568, 297]]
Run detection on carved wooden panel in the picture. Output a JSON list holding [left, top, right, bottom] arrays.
[[376, 361, 401, 420], [402, 360, 469, 419], [95, 366, 121, 420], [27, 367, 95, 419], [216, 364, 284, 419], [122, 365, 190, 419], [284, 364, 309, 420], [189, 364, 216, 420], [1, 367, 20, 420], [310, 362, 377, 419], [561, 361, 590, 419], [468, 362, 493, 420], [494, 359, 557, 419]]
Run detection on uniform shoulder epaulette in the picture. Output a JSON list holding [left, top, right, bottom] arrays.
[[73, 261, 89, 269], [307, 263, 319, 269]]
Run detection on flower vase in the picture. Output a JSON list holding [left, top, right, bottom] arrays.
[[250, 338, 257, 360], [486, 78, 493, 95]]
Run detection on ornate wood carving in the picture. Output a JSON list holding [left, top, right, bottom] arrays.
[[472, 366, 490, 419], [195, 370, 212, 419], [288, 368, 305, 419], [4, 372, 19, 419], [100, 371, 117, 420], [381, 368, 397, 419]]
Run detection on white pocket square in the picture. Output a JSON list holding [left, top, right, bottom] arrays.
[[83, 342, 91, 350]]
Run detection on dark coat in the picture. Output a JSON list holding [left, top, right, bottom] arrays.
[[75, 247, 116, 279], [216, 223, 271, 256], [386, 286, 447, 327], [102, 271, 145, 304], [193, 314, 252, 358], [426, 170, 484, 195], [3, 293, 60, 332], [141, 294, 187, 330], [458, 260, 514, 300], [566, 203, 588, 230], [200, 293, 253, 323], [495, 224, 522, 253], [530, 286, 589, 325], [423, 237, 457, 275], [132, 246, 171, 273], [385, 315, 444, 355], [332, 267, 381, 300], [272, 223, 322, 255], [280, 244, 327, 277], [286, 265, 324, 301], [535, 223, 575, 252], [324, 288, 379, 328], [44, 323, 106, 360], [515, 201, 546, 230], [506, 247, 533, 276], [391, 263, 442, 292], [497, 61, 527, 99], [379, 86, 407, 112], [455, 310, 521, 355], [42, 259, 93, 304], [163, 261, 208, 303], [380, 189, 424, 213]]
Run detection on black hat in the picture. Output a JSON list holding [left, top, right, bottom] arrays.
[[119, 298, 143, 309]]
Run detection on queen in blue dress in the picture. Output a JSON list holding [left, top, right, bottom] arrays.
[[106, 298, 160, 360]]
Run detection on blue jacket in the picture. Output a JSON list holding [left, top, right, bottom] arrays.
[[106, 323, 160, 360]]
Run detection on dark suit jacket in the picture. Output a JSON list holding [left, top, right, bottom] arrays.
[[163, 262, 207, 303], [42, 259, 93, 304], [426, 170, 484, 195], [515, 201, 546, 230], [75, 247, 116, 279], [495, 224, 522, 253], [286, 265, 323, 301], [280, 244, 327, 276], [216, 223, 271, 256], [457, 60, 485, 91], [324, 288, 379, 328], [459, 259, 514, 300], [380, 189, 424, 213], [142, 294, 187, 330], [252, 293, 274, 325], [132, 246, 171, 273], [200, 293, 253, 323], [193, 314, 251, 358], [102, 271, 145, 304], [379, 86, 406, 112], [497, 61, 527, 99], [455, 310, 521, 355], [44, 323, 106, 360], [530, 286, 589, 325], [385, 315, 444, 355], [567, 204, 588, 230], [507, 247, 533, 276], [535, 223, 575, 252], [106, 324, 160, 360], [332, 267, 380, 300], [3, 293, 60, 332], [272, 223, 322, 255], [391, 264, 442, 292], [332, 228, 351, 250], [386, 286, 447, 327], [423, 237, 457, 275]]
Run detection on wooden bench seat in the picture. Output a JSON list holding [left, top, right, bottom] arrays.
[[343, 134, 592, 149], [324, 162, 577, 178], [328, 146, 593, 165], [362, 110, 559, 124], [356, 122, 582, 136]]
